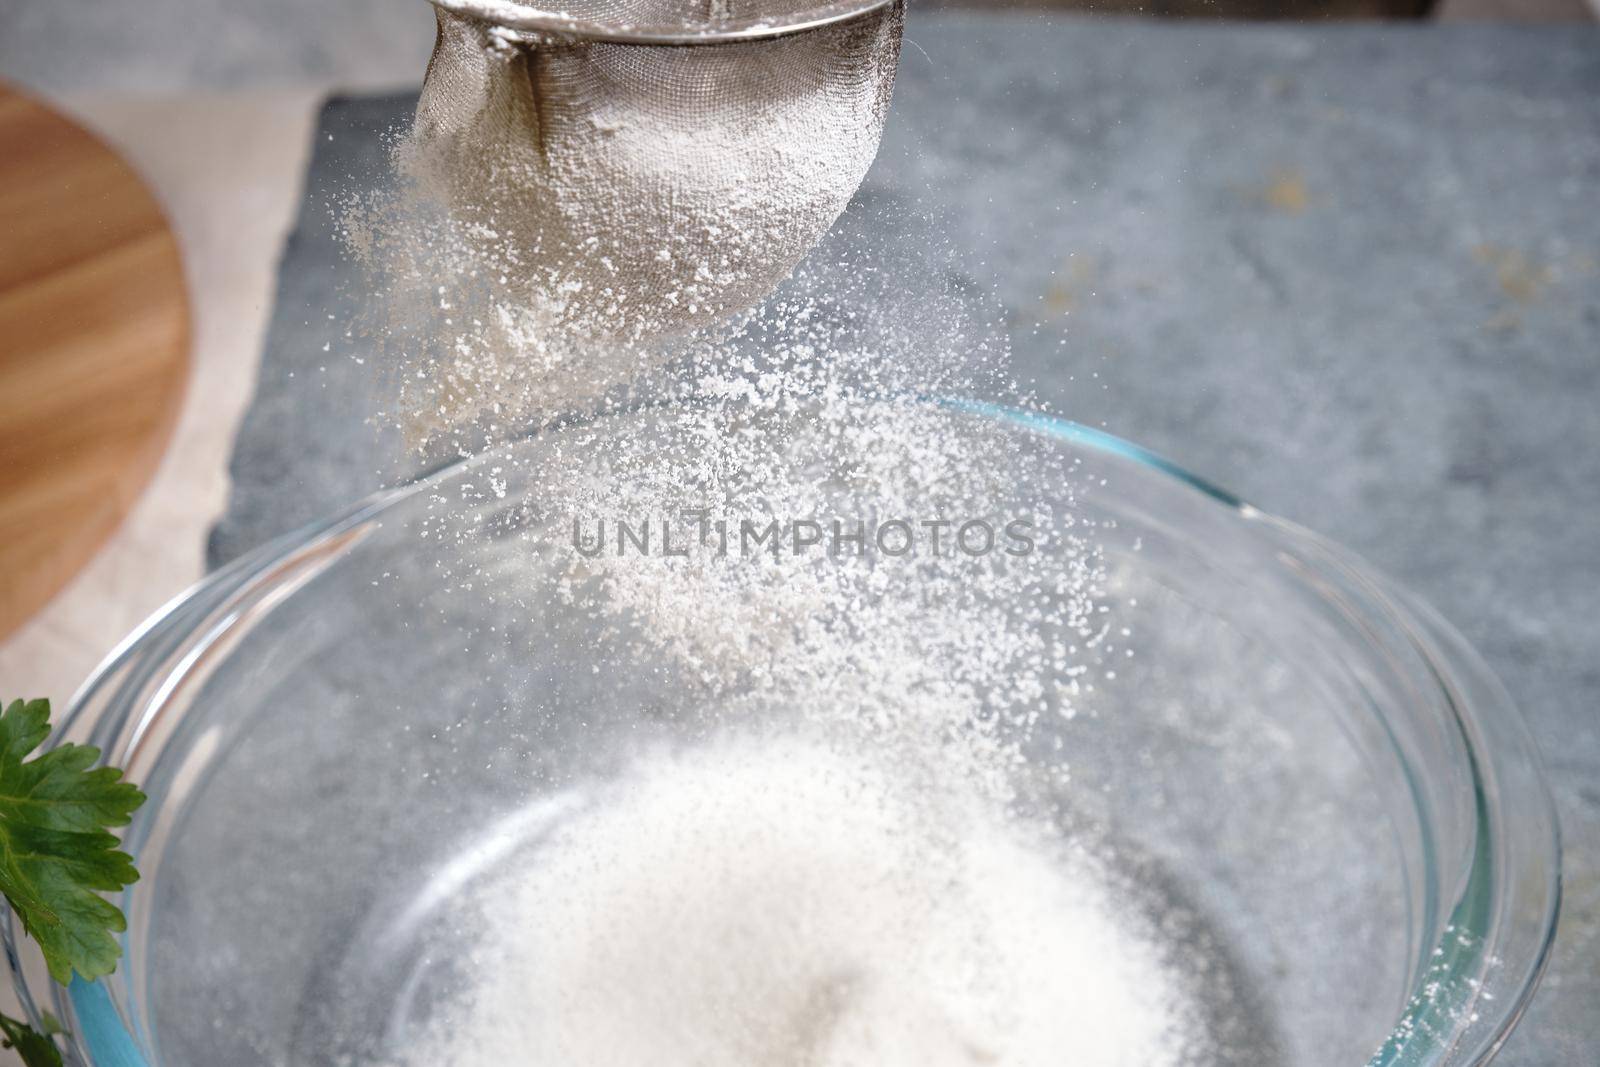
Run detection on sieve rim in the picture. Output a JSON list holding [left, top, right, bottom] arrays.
[[427, 0, 897, 44]]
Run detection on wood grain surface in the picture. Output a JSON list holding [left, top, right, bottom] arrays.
[[0, 84, 190, 643]]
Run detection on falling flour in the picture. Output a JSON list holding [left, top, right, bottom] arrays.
[[403, 734, 1194, 1067], [360, 212, 1203, 1063]]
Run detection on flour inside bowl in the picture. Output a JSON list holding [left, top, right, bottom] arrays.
[[401, 733, 1195, 1067]]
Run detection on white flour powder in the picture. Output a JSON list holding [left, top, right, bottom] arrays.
[[349, 11, 1202, 1064], [368, 228, 1195, 1065], [406, 734, 1193, 1067], [372, 197, 1196, 1066]]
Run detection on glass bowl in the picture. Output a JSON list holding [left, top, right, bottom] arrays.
[[4, 401, 1559, 1067]]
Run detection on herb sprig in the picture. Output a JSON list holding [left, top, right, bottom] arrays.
[[0, 697, 146, 1065], [0, 1010, 62, 1067]]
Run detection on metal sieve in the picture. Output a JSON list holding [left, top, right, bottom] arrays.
[[413, 0, 904, 341]]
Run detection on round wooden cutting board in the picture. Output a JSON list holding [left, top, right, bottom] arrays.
[[0, 85, 191, 643]]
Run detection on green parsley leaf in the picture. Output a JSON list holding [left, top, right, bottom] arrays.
[[0, 1010, 63, 1067], [0, 699, 145, 985]]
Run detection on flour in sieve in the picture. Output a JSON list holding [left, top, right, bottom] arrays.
[[341, 1, 901, 446], [410, 4, 900, 341]]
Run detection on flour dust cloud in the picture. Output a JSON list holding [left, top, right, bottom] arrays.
[[338, 7, 1229, 1064]]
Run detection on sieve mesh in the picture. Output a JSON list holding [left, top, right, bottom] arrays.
[[412, 0, 903, 341]]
